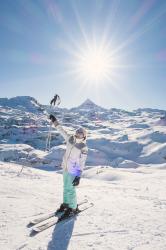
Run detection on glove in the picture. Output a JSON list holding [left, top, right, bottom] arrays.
[[49, 114, 59, 126], [72, 176, 80, 186], [49, 114, 56, 122]]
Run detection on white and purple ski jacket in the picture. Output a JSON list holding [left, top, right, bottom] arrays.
[[56, 125, 88, 177]]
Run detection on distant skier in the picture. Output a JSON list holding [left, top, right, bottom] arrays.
[[49, 114, 88, 219]]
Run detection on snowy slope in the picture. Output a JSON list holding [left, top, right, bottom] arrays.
[[0, 161, 166, 250]]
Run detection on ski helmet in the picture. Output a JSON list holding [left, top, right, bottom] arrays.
[[75, 127, 87, 139]]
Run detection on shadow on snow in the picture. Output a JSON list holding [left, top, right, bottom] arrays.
[[47, 218, 75, 250]]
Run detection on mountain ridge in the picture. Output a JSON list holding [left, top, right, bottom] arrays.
[[0, 96, 165, 114], [0, 96, 44, 113]]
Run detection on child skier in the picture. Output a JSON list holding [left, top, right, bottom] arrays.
[[49, 114, 88, 219]]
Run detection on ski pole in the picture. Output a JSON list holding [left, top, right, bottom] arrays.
[[45, 94, 61, 151]]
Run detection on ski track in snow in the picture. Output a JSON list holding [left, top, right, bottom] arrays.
[[0, 162, 166, 250]]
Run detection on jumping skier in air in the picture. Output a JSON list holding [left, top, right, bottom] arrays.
[[49, 114, 88, 219]]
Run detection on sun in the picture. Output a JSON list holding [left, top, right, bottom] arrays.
[[77, 47, 112, 82], [60, 37, 124, 88], [74, 44, 113, 83]]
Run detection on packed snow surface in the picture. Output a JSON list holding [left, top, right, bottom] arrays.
[[0, 161, 166, 250]]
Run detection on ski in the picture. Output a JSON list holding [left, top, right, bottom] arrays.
[[30, 202, 94, 236], [27, 199, 88, 227], [27, 212, 57, 228], [57, 202, 94, 223]]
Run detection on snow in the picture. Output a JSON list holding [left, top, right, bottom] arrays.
[[0, 97, 166, 169], [71, 98, 107, 113], [0, 96, 166, 249], [138, 142, 166, 164], [0, 144, 62, 169], [0, 161, 166, 250], [0, 96, 44, 113], [0, 96, 166, 168]]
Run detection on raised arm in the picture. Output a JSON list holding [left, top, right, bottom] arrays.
[[56, 124, 69, 142], [49, 114, 69, 142]]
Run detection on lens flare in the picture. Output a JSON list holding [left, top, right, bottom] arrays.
[[76, 46, 112, 82]]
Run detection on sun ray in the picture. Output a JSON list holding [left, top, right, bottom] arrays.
[[110, 7, 166, 57], [52, 1, 166, 97], [71, 1, 91, 50]]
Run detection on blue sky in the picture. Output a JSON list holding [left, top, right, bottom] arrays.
[[0, 0, 166, 110]]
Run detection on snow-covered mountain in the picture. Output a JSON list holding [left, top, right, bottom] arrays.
[[0, 95, 166, 168], [70, 98, 107, 112], [0, 96, 44, 113]]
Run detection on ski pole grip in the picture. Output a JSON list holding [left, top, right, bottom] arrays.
[[49, 114, 58, 125]]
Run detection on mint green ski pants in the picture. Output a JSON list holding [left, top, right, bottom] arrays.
[[63, 171, 77, 209]]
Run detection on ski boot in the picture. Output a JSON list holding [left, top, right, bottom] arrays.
[[55, 203, 69, 215], [58, 205, 80, 221]]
